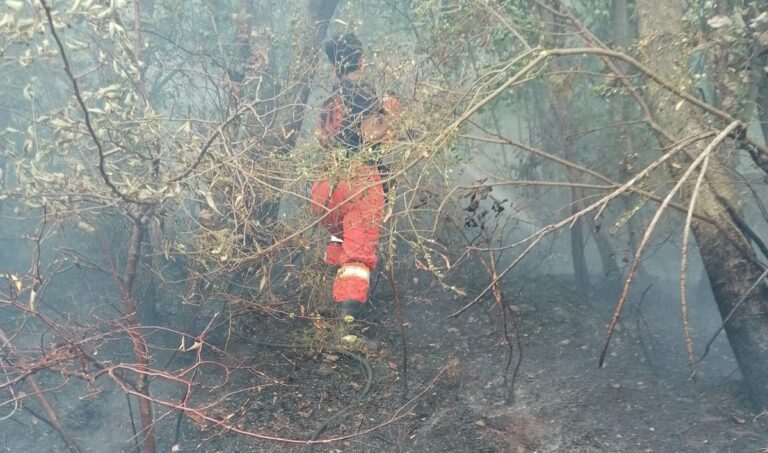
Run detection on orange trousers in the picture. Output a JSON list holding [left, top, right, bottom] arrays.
[[310, 164, 384, 304]]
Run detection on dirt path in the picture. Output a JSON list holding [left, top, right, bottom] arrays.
[[176, 272, 767, 452]]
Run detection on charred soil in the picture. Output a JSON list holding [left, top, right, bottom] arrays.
[[6, 270, 767, 452], [171, 270, 768, 452]]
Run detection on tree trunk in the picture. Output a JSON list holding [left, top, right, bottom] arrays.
[[539, 2, 593, 293], [758, 75, 768, 146], [103, 218, 156, 453], [278, 0, 340, 151], [587, 215, 621, 280], [636, 0, 768, 411], [610, 0, 631, 48], [0, 155, 5, 223], [570, 189, 591, 293], [254, 0, 339, 225], [611, 0, 648, 280], [125, 221, 156, 453]]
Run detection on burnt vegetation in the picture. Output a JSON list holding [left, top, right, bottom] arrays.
[[1, 0, 768, 451]]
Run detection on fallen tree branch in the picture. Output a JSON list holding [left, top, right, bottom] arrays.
[[598, 120, 742, 367]]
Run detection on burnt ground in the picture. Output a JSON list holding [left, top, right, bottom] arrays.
[[3, 268, 768, 452], [170, 269, 768, 453]]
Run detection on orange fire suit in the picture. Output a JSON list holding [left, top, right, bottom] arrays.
[[310, 164, 384, 304], [311, 78, 388, 307]]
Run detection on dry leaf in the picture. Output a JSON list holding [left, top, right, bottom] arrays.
[[203, 191, 223, 216], [758, 30, 768, 46], [707, 15, 732, 29], [322, 353, 340, 362]]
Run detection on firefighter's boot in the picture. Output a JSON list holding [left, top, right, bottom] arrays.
[[337, 299, 365, 325]]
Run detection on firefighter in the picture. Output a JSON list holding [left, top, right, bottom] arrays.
[[310, 32, 401, 323]]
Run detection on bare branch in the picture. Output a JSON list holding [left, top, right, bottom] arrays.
[[599, 120, 742, 368], [39, 0, 148, 209]]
